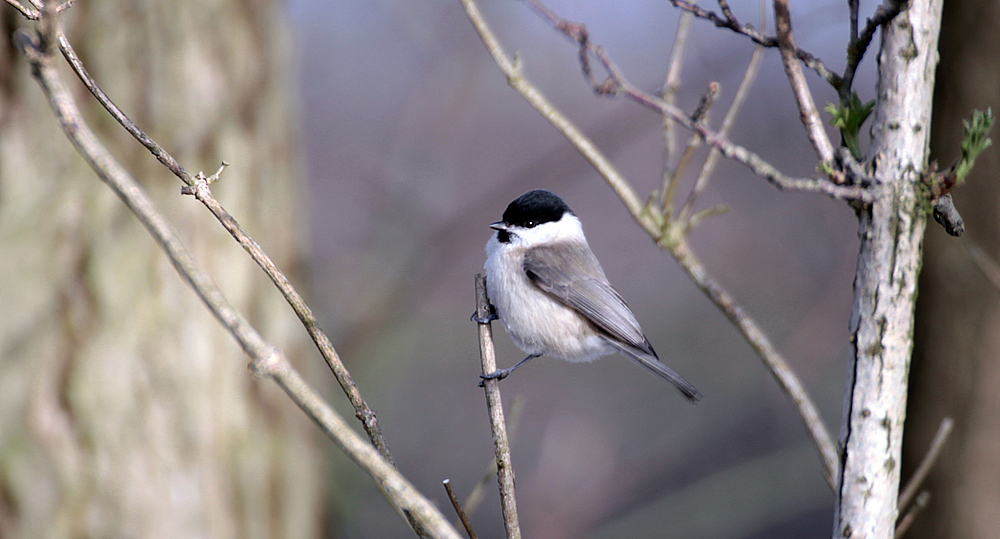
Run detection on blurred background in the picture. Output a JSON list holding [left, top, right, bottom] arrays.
[[1, 0, 996, 538]]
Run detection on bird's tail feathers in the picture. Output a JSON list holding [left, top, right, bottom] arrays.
[[610, 343, 701, 402]]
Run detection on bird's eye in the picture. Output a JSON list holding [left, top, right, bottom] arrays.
[[526, 220, 535, 227]]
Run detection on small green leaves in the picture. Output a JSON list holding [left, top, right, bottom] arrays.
[[955, 108, 993, 182], [826, 92, 875, 161]]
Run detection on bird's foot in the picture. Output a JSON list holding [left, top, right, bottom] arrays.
[[470, 304, 498, 324], [478, 368, 511, 387]]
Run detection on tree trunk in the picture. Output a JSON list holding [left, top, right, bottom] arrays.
[[904, 0, 1000, 537], [0, 3, 321, 538], [834, 1, 943, 537]]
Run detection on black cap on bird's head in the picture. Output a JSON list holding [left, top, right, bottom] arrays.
[[490, 190, 574, 243], [498, 190, 573, 229]]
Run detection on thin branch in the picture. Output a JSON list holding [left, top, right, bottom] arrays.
[[659, 8, 693, 209], [443, 480, 478, 539], [665, 129, 704, 217], [15, 27, 460, 538], [849, 0, 860, 43], [57, 34, 193, 184], [894, 491, 930, 538], [518, 0, 870, 202], [668, 0, 840, 86], [898, 416, 953, 512], [474, 274, 522, 539], [669, 0, 772, 46], [679, 44, 765, 226], [842, 1, 907, 100], [460, 0, 841, 488], [670, 240, 839, 487], [55, 32, 394, 465], [5, 0, 40, 19], [664, 82, 719, 217], [773, 0, 835, 163], [460, 0, 653, 224], [967, 243, 1000, 292]]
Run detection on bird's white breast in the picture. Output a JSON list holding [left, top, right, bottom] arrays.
[[484, 234, 614, 363]]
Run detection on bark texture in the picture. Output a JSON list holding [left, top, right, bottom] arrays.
[[0, 3, 320, 538], [834, 1, 943, 537], [904, 0, 1000, 536]]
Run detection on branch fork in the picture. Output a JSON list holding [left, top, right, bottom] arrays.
[[181, 161, 229, 196]]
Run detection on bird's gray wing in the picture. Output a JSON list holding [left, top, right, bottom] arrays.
[[525, 243, 701, 401], [523, 243, 652, 354]]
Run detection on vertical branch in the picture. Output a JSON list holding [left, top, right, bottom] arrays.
[[474, 275, 521, 539], [659, 9, 693, 210], [834, 0, 944, 537]]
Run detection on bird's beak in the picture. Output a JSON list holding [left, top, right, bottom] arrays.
[[489, 221, 508, 232]]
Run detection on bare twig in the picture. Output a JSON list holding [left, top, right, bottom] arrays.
[[842, 1, 907, 101], [849, 0, 860, 43], [668, 0, 839, 86], [898, 417, 953, 512], [659, 9, 693, 208], [474, 274, 521, 539], [663, 82, 718, 216], [15, 26, 460, 537], [669, 0, 904, 105], [460, 0, 841, 488], [443, 480, 478, 539], [774, 0, 835, 163], [493, 0, 870, 202], [57, 35, 193, 184], [894, 491, 930, 538], [678, 44, 765, 226], [5, 0, 40, 18], [670, 240, 839, 487], [967, 243, 1000, 291], [55, 32, 394, 465], [460, 0, 653, 223], [664, 130, 703, 217]]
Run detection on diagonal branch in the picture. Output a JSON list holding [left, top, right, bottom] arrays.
[[841, 1, 908, 101], [14, 25, 459, 537], [5, 0, 40, 18], [443, 479, 479, 539], [54, 32, 394, 465], [773, 0, 835, 164], [897, 416, 953, 513], [670, 240, 839, 488]]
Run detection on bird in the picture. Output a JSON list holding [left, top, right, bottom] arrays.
[[477, 189, 700, 401]]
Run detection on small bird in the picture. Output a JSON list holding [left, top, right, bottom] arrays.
[[479, 189, 700, 401]]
